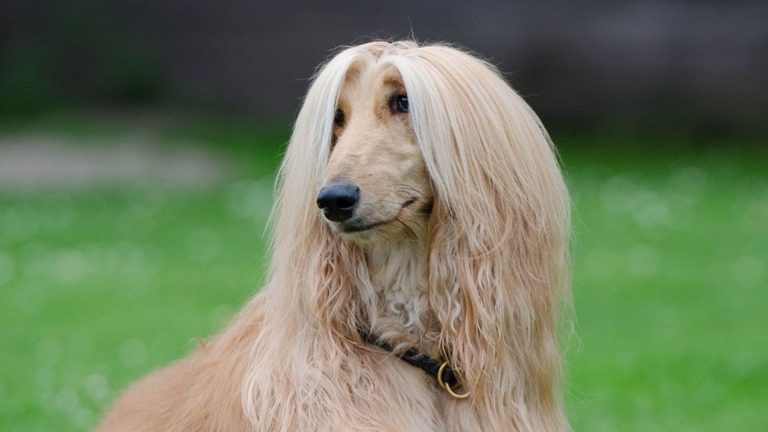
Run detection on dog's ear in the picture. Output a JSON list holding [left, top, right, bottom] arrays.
[[408, 46, 569, 427], [425, 140, 568, 427]]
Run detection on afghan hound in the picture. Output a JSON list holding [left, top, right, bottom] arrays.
[[97, 40, 571, 432]]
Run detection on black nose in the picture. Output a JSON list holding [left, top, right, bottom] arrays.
[[316, 182, 360, 222]]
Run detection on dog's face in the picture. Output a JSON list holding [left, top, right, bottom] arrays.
[[317, 63, 433, 242]]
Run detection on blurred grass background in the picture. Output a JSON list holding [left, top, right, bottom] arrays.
[[1, 115, 765, 431], [2, 1, 767, 431]]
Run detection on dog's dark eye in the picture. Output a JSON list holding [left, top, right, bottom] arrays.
[[334, 109, 345, 127], [390, 94, 409, 114]]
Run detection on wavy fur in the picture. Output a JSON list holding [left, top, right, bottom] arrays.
[[97, 41, 571, 432]]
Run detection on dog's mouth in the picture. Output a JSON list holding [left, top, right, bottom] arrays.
[[338, 218, 390, 233], [335, 198, 418, 234]]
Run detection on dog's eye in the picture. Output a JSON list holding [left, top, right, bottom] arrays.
[[390, 94, 409, 114], [334, 109, 345, 127]]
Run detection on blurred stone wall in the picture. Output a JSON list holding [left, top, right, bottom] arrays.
[[2, 0, 767, 134]]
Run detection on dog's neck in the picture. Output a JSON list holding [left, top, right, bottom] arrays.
[[363, 239, 439, 356]]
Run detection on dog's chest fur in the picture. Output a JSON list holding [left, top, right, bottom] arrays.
[[365, 241, 438, 355]]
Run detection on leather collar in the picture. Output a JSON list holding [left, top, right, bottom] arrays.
[[362, 333, 470, 399]]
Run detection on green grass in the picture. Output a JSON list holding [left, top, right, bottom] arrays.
[[1, 120, 766, 431], [561, 139, 768, 431]]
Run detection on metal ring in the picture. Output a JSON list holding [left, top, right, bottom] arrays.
[[437, 362, 471, 399]]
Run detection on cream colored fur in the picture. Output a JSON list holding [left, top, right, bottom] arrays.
[[96, 40, 571, 432]]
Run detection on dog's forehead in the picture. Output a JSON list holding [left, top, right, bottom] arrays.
[[340, 61, 403, 101]]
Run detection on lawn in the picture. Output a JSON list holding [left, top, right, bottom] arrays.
[[1, 117, 766, 431]]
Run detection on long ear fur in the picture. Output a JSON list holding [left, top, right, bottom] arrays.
[[265, 46, 372, 335], [386, 46, 571, 431]]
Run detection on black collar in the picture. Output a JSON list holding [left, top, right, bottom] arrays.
[[362, 333, 469, 399]]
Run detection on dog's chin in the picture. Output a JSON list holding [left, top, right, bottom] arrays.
[[331, 218, 389, 236], [330, 217, 388, 240]]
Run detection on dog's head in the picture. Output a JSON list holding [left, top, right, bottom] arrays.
[[271, 42, 570, 425], [317, 55, 432, 241], [275, 39, 569, 305]]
